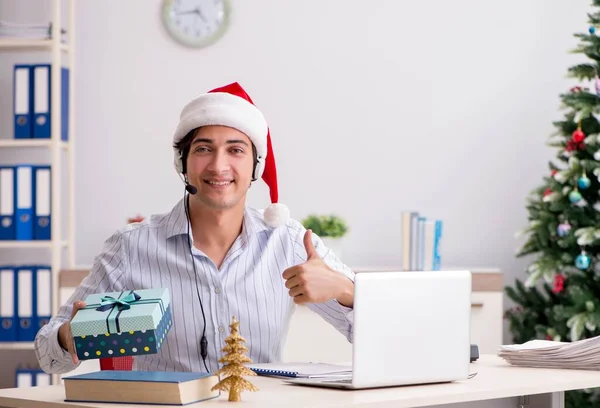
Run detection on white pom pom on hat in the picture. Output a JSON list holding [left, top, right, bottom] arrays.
[[172, 82, 289, 228]]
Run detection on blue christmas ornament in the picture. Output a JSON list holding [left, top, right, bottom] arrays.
[[578, 175, 591, 189], [590, 26, 596, 34], [569, 190, 582, 203], [557, 222, 572, 237], [576, 252, 591, 270]]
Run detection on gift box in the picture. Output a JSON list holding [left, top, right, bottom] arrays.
[[70, 288, 172, 361]]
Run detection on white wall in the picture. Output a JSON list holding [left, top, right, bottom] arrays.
[[0, 0, 592, 338]]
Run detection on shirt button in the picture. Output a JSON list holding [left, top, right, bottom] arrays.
[[218, 326, 224, 333], [215, 288, 221, 294]]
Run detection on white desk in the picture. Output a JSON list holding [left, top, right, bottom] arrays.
[[0, 355, 599, 408]]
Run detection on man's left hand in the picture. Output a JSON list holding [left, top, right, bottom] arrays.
[[282, 229, 354, 308]]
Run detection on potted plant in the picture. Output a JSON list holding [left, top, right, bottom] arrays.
[[301, 214, 349, 260]]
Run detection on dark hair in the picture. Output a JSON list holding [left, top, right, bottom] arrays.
[[174, 128, 258, 175]]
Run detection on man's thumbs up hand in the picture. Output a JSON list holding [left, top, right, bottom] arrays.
[[282, 230, 354, 307], [303, 229, 319, 261]]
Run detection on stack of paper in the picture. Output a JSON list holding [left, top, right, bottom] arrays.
[[498, 336, 600, 370], [0, 20, 66, 40], [247, 362, 352, 379]]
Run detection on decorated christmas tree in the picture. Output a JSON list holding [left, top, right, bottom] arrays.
[[505, 2, 600, 406], [211, 316, 258, 402]]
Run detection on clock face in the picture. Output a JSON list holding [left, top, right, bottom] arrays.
[[161, 0, 230, 48]]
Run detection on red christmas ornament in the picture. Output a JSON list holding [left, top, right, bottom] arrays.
[[573, 129, 585, 143], [551, 169, 558, 176], [546, 334, 553, 341], [543, 188, 553, 197], [552, 274, 565, 294], [566, 139, 585, 152]]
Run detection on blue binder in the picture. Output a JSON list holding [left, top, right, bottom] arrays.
[[15, 165, 33, 241], [16, 266, 36, 342], [0, 166, 16, 240], [32, 64, 50, 139], [0, 266, 17, 342], [13, 65, 32, 139], [61, 67, 69, 141], [34, 266, 51, 332], [33, 166, 51, 240], [15, 368, 36, 387], [31, 64, 69, 140], [34, 370, 52, 386]]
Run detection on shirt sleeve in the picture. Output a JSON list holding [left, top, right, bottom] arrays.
[[290, 223, 355, 343], [34, 230, 128, 374]]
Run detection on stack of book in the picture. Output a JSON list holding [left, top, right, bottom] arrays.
[[401, 211, 443, 271], [498, 335, 600, 370]]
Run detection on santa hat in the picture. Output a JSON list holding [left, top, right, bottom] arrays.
[[172, 82, 289, 228]]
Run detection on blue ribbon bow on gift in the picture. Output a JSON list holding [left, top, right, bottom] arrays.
[[96, 292, 141, 312]]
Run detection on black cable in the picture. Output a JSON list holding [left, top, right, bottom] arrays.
[[183, 188, 209, 374]]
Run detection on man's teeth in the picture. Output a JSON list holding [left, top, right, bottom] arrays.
[[207, 181, 232, 185]]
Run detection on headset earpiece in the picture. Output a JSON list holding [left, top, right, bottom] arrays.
[[252, 155, 264, 182]]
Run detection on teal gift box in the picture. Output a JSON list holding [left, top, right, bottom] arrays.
[[70, 288, 172, 361]]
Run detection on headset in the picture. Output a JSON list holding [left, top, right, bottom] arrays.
[[178, 141, 262, 374], [181, 174, 208, 373]]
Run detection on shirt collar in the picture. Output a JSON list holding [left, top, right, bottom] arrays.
[[165, 198, 269, 240]]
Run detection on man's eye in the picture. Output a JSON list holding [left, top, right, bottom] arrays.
[[231, 148, 244, 154], [195, 147, 210, 153]]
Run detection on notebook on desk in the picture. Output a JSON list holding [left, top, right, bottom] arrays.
[[248, 362, 352, 378], [282, 270, 473, 390]]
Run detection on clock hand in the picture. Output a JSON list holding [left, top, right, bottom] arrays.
[[196, 8, 208, 23], [175, 9, 199, 16]]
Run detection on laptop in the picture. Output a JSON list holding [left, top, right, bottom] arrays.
[[283, 270, 473, 389]]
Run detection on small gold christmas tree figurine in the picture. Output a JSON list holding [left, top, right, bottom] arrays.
[[211, 316, 259, 402]]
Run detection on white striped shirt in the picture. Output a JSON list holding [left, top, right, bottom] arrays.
[[34, 198, 355, 375]]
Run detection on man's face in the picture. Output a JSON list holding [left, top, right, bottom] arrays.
[[185, 125, 255, 211]]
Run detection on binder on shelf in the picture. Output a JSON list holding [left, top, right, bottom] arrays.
[[34, 266, 51, 332], [31, 64, 70, 141], [15, 165, 33, 241], [35, 370, 52, 386], [33, 166, 51, 240], [13, 64, 32, 139], [0, 166, 15, 240], [14, 368, 49, 387], [61, 66, 70, 141], [17, 266, 35, 342], [0, 266, 17, 342], [32, 64, 49, 139], [15, 368, 34, 387]]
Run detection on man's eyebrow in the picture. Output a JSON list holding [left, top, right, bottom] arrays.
[[225, 139, 249, 146], [191, 138, 249, 146], [191, 138, 213, 145]]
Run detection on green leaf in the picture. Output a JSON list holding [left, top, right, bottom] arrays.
[[567, 63, 598, 80], [301, 214, 349, 238], [567, 313, 585, 341]]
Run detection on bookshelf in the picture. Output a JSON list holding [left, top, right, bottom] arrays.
[[0, 0, 76, 388], [0, 39, 69, 52]]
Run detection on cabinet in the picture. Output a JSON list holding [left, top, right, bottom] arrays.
[[0, 0, 76, 389]]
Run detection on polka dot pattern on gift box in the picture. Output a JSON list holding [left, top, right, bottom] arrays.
[[73, 306, 173, 360]]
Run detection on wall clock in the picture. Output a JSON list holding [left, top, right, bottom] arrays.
[[161, 0, 231, 48]]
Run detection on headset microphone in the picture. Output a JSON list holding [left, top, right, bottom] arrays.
[[180, 173, 198, 195], [185, 183, 197, 195]]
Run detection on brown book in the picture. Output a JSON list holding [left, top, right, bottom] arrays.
[[63, 370, 219, 405]]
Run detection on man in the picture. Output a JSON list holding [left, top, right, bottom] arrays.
[[34, 82, 355, 375]]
